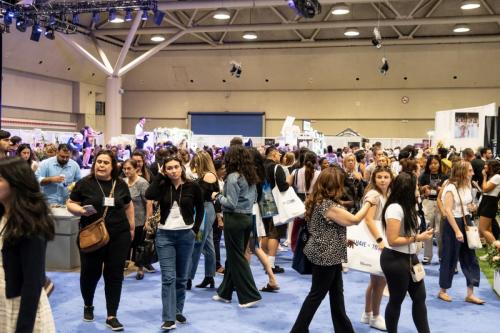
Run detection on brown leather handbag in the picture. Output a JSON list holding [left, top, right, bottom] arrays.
[[79, 181, 116, 253]]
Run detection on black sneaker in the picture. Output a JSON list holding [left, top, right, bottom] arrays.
[[272, 265, 285, 274], [106, 317, 124, 331], [83, 306, 94, 322], [161, 321, 176, 330], [144, 264, 156, 273], [176, 314, 187, 324]]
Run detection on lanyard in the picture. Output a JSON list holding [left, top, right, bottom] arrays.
[[96, 179, 114, 198], [170, 184, 183, 209]]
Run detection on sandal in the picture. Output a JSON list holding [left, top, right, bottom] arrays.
[[260, 284, 280, 293], [422, 257, 430, 265], [136, 271, 144, 280], [465, 296, 485, 305], [437, 292, 452, 302]]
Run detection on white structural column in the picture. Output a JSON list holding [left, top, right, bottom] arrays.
[[105, 76, 122, 142]]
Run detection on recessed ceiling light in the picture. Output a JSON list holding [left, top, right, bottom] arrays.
[[453, 24, 470, 33], [213, 8, 231, 20], [460, 0, 481, 10], [344, 28, 360, 37], [332, 3, 350, 15], [151, 35, 165, 42], [110, 15, 124, 24], [242, 31, 258, 40]]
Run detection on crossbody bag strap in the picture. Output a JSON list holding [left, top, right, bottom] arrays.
[[454, 184, 469, 231], [102, 180, 117, 220]]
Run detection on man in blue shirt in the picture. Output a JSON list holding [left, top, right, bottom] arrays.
[[36, 144, 81, 205]]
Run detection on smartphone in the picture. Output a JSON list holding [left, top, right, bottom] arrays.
[[82, 205, 97, 215]]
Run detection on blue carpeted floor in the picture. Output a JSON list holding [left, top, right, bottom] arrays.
[[49, 246, 498, 333]]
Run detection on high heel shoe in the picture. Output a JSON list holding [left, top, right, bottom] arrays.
[[186, 279, 192, 290], [195, 277, 215, 288]]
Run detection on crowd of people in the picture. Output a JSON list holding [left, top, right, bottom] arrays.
[[0, 125, 499, 333]]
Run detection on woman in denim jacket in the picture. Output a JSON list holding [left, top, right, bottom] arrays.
[[211, 146, 262, 308]]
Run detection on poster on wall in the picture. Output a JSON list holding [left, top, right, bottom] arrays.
[[454, 112, 479, 139]]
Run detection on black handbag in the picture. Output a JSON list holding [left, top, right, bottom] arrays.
[[135, 237, 156, 267], [292, 225, 312, 275]]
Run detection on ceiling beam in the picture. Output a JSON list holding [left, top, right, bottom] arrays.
[[94, 15, 500, 36], [113, 11, 142, 76], [409, 0, 442, 38], [269, 6, 306, 41]]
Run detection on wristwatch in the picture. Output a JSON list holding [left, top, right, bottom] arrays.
[[376, 237, 383, 244]]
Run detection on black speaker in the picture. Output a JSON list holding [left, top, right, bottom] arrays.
[[484, 113, 499, 157]]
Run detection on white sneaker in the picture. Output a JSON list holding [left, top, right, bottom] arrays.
[[239, 300, 260, 308], [370, 315, 387, 331], [360, 312, 372, 324], [342, 264, 349, 273], [212, 295, 231, 303]]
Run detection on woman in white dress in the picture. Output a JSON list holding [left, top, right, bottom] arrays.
[[0, 158, 55, 333]]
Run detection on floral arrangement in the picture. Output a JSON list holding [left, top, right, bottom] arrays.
[[485, 244, 500, 272]]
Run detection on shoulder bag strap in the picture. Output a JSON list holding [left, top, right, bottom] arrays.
[[454, 184, 469, 230]]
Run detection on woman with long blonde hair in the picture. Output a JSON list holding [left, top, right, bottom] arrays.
[[187, 150, 219, 289], [438, 161, 483, 304]]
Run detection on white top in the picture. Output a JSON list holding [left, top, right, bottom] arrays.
[[158, 202, 192, 231], [484, 174, 500, 197], [384, 203, 417, 254], [441, 183, 473, 217], [135, 123, 145, 140], [292, 167, 320, 194], [364, 189, 386, 221]]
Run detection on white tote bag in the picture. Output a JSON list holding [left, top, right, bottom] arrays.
[[346, 219, 385, 276], [253, 203, 266, 237], [271, 165, 305, 226], [465, 224, 482, 249]]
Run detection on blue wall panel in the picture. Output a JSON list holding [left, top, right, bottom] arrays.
[[189, 112, 264, 136]]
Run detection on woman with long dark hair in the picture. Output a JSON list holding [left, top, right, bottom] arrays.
[[0, 158, 55, 333], [17, 143, 38, 172], [67, 150, 135, 331], [380, 172, 433, 333], [291, 167, 376, 333], [211, 146, 262, 308], [145, 156, 204, 330], [478, 159, 500, 249], [132, 150, 152, 183]]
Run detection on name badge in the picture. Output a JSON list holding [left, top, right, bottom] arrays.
[[430, 190, 437, 196], [103, 197, 115, 207]]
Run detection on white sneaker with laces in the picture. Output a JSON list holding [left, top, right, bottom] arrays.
[[212, 295, 231, 303], [360, 312, 372, 324], [239, 300, 260, 308], [370, 315, 387, 331]]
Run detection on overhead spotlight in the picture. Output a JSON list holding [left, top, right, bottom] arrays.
[[453, 24, 470, 33], [150, 34, 165, 42], [49, 14, 57, 26], [229, 61, 242, 78], [16, 17, 27, 32], [344, 27, 360, 37], [125, 9, 133, 22], [92, 11, 100, 24], [460, 0, 481, 10], [4, 14, 13, 26], [109, 9, 124, 23], [288, 0, 322, 18], [72, 13, 79, 24], [331, 3, 350, 15], [371, 27, 382, 48], [7, 10, 14, 19], [30, 23, 43, 42], [141, 10, 148, 21], [379, 57, 389, 75], [44, 27, 55, 40], [213, 8, 231, 20], [242, 31, 258, 40], [153, 10, 165, 25]]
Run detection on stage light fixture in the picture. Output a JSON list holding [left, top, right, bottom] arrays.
[[242, 31, 258, 40], [153, 10, 165, 25], [213, 8, 231, 20], [44, 27, 55, 40], [4, 14, 12, 26], [331, 3, 350, 15], [287, 0, 322, 18], [109, 9, 117, 22], [141, 10, 148, 21], [49, 14, 56, 26], [229, 61, 242, 78], [344, 27, 359, 37], [379, 57, 389, 75], [150, 34, 165, 42], [460, 1, 481, 10], [72, 13, 79, 24], [92, 11, 100, 23], [16, 17, 27, 32], [125, 9, 133, 22], [371, 27, 382, 48], [30, 23, 42, 42], [453, 24, 470, 33]]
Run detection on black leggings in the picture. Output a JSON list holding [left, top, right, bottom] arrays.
[[213, 220, 223, 269], [80, 231, 131, 317], [380, 248, 430, 333]]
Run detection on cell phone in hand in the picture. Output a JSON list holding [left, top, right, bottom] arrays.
[[82, 205, 97, 215]]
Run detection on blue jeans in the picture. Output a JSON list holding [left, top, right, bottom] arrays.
[[156, 229, 195, 322], [188, 202, 216, 279]]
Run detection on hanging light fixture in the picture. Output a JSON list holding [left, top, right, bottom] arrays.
[[150, 35, 165, 42], [243, 31, 258, 40], [344, 27, 360, 37], [125, 9, 133, 22], [453, 24, 470, 33], [460, 1, 481, 10], [213, 8, 231, 20], [109, 9, 124, 23], [331, 3, 350, 15], [141, 10, 148, 21]]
